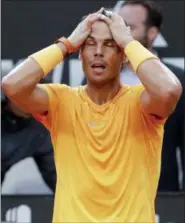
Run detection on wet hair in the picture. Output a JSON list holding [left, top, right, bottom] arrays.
[[101, 9, 113, 18], [121, 0, 163, 30]]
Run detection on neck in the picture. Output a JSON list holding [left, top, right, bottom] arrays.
[[85, 79, 122, 105]]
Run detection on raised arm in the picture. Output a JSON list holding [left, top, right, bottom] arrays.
[[100, 12, 182, 119], [133, 52, 182, 119], [2, 8, 104, 115], [2, 43, 67, 114]]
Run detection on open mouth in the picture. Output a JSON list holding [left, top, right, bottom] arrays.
[[91, 63, 106, 73]]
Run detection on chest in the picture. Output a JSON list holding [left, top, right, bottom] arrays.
[[58, 101, 143, 149]]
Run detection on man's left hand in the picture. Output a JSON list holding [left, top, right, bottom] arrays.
[[99, 12, 134, 49]]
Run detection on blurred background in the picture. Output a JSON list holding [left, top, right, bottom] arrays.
[[1, 1, 184, 223]]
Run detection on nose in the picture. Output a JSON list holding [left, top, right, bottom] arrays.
[[94, 44, 104, 57]]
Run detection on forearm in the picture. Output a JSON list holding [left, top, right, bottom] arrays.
[[2, 42, 67, 97]]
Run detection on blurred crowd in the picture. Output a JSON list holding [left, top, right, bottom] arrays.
[[1, 0, 184, 194]]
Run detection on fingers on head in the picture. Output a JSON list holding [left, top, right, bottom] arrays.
[[86, 8, 113, 25], [88, 7, 104, 19], [96, 7, 104, 14], [99, 14, 112, 25], [111, 12, 122, 22], [89, 7, 104, 21], [89, 14, 113, 25], [88, 14, 102, 24]]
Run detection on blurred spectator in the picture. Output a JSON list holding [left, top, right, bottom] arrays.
[[118, 0, 184, 191], [1, 79, 57, 194]]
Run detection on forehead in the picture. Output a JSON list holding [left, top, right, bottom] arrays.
[[119, 4, 147, 26], [90, 20, 112, 40]]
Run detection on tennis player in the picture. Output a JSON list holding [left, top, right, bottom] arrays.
[[2, 7, 182, 223]]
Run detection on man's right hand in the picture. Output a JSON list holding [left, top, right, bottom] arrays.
[[2, 7, 104, 116], [68, 7, 104, 51]]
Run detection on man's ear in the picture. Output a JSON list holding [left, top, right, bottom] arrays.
[[148, 26, 159, 42]]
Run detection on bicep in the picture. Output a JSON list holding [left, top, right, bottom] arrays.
[[140, 90, 175, 120], [10, 84, 49, 115]]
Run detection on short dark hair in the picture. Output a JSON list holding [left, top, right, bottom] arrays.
[[121, 0, 163, 30]]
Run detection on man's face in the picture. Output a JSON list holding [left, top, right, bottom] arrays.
[[119, 4, 153, 49], [80, 20, 124, 86]]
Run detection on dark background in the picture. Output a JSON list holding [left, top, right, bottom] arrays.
[[2, 1, 184, 86], [2, 0, 184, 59]]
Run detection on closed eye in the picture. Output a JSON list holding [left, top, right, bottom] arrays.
[[85, 39, 96, 45], [104, 41, 116, 47]]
